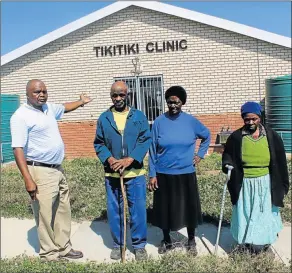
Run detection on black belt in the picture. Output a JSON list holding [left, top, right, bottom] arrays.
[[27, 161, 60, 169]]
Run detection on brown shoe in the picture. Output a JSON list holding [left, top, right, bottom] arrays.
[[61, 249, 83, 259]]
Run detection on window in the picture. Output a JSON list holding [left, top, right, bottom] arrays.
[[114, 75, 164, 123]]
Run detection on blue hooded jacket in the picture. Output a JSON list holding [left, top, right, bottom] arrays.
[[94, 106, 151, 173]]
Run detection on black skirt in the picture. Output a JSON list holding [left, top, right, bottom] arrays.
[[151, 172, 203, 231]]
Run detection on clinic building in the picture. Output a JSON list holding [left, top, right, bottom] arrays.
[[1, 1, 291, 159]]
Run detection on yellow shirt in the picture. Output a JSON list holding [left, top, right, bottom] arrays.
[[105, 108, 146, 178]]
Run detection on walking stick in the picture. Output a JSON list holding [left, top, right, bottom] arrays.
[[214, 164, 233, 255], [119, 171, 127, 263]]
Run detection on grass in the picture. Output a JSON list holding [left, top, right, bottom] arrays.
[[1, 252, 290, 273], [1, 155, 291, 272], [1, 154, 291, 223]]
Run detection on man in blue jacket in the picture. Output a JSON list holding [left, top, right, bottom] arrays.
[[94, 81, 151, 261]]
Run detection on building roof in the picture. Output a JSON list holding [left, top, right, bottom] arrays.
[[2, 1, 291, 66]]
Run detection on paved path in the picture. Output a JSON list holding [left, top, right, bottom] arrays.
[[1, 217, 291, 265]]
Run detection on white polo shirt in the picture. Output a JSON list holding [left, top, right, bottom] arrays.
[[10, 103, 65, 165]]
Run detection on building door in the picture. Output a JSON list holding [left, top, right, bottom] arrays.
[[114, 75, 164, 123]]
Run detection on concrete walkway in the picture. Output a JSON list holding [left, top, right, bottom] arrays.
[[1, 217, 291, 265]]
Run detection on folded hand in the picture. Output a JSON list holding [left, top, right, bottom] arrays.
[[111, 157, 134, 173]]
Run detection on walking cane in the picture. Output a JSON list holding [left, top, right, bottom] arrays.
[[119, 170, 127, 263], [214, 164, 233, 255]]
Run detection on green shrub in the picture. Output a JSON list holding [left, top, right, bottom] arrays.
[[62, 158, 106, 221], [197, 173, 232, 224], [1, 156, 291, 223], [196, 152, 222, 175], [1, 166, 30, 218]]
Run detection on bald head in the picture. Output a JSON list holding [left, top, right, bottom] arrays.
[[110, 81, 128, 111], [111, 81, 128, 94], [26, 79, 48, 109], [26, 79, 45, 95]]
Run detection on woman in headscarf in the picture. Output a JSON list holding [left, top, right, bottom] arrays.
[[222, 101, 289, 254], [148, 86, 211, 255]]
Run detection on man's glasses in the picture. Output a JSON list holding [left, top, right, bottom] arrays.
[[33, 90, 47, 95], [111, 93, 126, 98], [243, 117, 259, 123]]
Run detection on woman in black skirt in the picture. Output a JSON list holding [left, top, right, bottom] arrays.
[[148, 86, 211, 254]]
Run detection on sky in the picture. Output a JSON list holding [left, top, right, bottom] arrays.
[[1, 1, 291, 56]]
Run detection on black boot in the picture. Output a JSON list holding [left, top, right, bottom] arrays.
[[158, 229, 173, 254], [186, 227, 197, 256]]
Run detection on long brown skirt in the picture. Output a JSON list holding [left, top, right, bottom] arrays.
[[152, 172, 203, 231]]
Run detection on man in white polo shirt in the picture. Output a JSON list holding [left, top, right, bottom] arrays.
[[10, 79, 92, 262]]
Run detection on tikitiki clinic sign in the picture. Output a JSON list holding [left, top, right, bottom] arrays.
[[93, 39, 187, 57]]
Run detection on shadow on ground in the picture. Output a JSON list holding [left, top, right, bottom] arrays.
[[27, 226, 39, 253]]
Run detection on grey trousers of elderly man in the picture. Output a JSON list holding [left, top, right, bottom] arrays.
[[28, 165, 72, 261]]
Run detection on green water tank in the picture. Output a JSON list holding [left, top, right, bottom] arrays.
[[276, 131, 291, 153], [1, 94, 20, 163], [265, 75, 291, 153]]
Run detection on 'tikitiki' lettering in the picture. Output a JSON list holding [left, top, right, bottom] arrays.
[[93, 44, 139, 57]]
